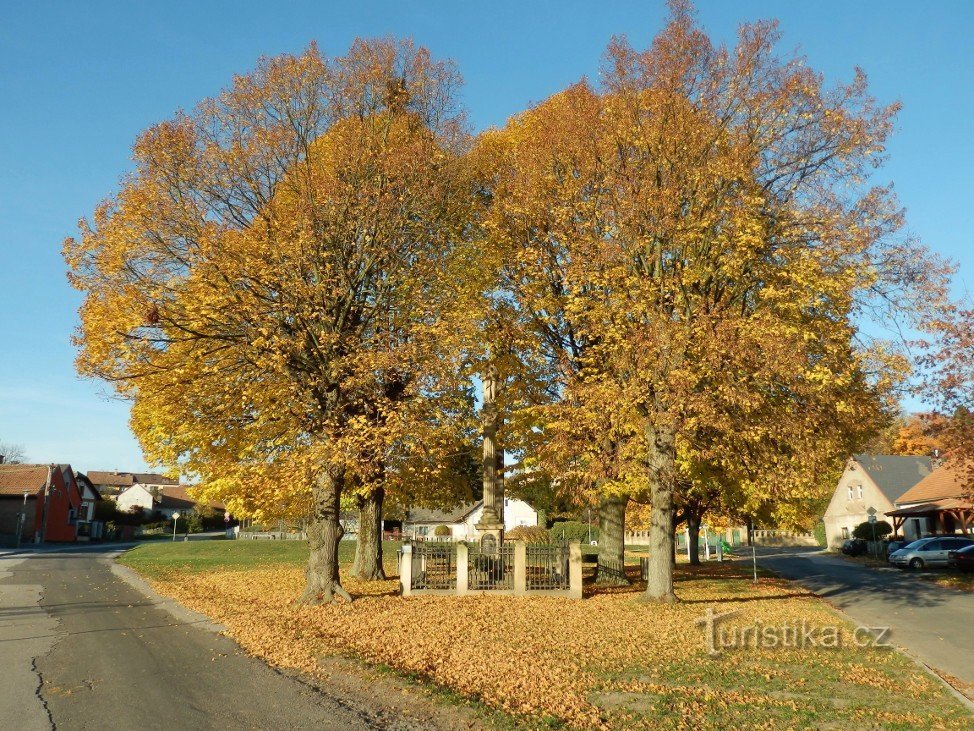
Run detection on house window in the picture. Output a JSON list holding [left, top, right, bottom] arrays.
[[841, 527, 849, 539], [847, 487, 853, 500], [856, 485, 863, 500], [68, 508, 77, 525]]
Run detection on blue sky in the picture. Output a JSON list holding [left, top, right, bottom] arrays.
[[1, 1, 971, 472]]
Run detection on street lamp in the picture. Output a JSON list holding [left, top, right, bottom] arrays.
[[16, 491, 28, 548], [171, 511, 181, 542]]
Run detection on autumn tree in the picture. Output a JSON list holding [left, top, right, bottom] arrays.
[[919, 306, 974, 485], [481, 2, 946, 601], [65, 40, 476, 603]]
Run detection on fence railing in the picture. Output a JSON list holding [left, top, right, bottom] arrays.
[[400, 540, 582, 598], [410, 542, 457, 590], [527, 542, 570, 590]]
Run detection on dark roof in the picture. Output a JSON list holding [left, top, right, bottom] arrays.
[[405, 501, 481, 524], [132, 473, 179, 486], [853, 454, 933, 504], [0, 464, 50, 496], [87, 471, 178, 487], [73, 472, 103, 500]]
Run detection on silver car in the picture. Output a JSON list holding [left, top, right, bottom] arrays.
[[889, 536, 974, 569]]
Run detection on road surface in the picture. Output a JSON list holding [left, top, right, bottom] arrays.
[[756, 547, 974, 689], [0, 545, 418, 730]]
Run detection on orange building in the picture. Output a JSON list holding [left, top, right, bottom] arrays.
[[0, 463, 84, 543]]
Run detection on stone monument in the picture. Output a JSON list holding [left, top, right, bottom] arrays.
[[475, 364, 504, 551]]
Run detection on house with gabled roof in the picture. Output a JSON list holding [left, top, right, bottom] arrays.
[[0, 463, 85, 544], [887, 463, 973, 539], [823, 454, 932, 548], [88, 470, 178, 498]]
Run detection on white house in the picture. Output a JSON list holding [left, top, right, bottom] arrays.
[[116, 484, 155, 514], [116, 483, 225, 520], [403, 497, 539, 540], [823, 454, 932, 548]]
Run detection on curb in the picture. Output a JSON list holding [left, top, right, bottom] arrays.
[[757, 559, 974, 715], [108, 560, 227, 635]]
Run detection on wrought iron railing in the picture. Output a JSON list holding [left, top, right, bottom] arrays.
[[468, 542, 514, 590], [410, 541, 457, 590], [526, 542, 570, 590]]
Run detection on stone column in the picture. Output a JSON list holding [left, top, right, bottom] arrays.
[[513, 541, 527, 596], [399, 544, 413, 597], [476, 365, 504, 549], [568, 541, 583, 599], [456, 543, 469, 595]]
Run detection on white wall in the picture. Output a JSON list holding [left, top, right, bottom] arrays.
[[116, 485, 154, 514], [823, 463, 896, 548]]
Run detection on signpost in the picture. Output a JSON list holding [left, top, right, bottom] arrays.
[[171, 511, 181, 542], [867, 507, 878, 557]]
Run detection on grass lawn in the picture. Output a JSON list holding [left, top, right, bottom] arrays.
[[119, 540, 973, 730], [119, 539, 402, 579]]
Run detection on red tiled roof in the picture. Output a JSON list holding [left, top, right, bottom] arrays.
[[0, 464, 49, 496], [896, 464, 973, 505], [86, 471, 134, 487]]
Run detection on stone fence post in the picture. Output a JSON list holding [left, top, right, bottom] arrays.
[[400, 543, 412, 597], [513, 541, 527, 596], [569, 540, 582, 599], [456, 542, 469, 595]]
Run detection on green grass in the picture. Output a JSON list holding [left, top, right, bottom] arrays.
[[118, 538, 402, 580]]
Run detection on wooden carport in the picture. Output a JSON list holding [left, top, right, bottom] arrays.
[[886, 498, 973, 537]]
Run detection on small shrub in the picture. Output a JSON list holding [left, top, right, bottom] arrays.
[[813, 520, 827, 547], [433, 524, 452, 537], [853, 520, 892, 541], [550, 520, 598, 543], [507, 525, 551, 543]]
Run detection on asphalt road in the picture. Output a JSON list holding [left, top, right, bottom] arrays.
[[755, 547, 974, 687], [0, 546, 378, 730]]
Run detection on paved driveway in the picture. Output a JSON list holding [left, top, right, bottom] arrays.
[[0, 546, 380, 730], [755, 547, 974, 690]]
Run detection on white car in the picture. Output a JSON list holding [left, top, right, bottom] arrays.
[[888, 536, 974, 569]]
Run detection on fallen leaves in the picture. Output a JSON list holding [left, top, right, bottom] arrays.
[[142, 560, 971, 730]]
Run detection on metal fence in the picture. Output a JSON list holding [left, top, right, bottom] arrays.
[[468, 542, 514, 590], [526, 542, 570, 590], [410, 541, 457, 590], [594, 556, 627, 583]]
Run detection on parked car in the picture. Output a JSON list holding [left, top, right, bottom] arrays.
[[947, 543, 974, 571], [889, 536, 974, 569], [886, 539, 908, 560], [841, 538, 868, 556]]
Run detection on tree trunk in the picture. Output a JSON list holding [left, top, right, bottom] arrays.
[[642, 424, 678, 602], [687, 512, 701, 566], [298, 466, 352, 604], [595, 495, 630, 585], [350, 486, 386, 580]]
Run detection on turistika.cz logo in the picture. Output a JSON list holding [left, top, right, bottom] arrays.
[[696, 607, 892, 656]]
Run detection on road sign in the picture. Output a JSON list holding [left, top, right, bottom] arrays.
[[868, 514, 877, 524], [866, 506, 877, 516]]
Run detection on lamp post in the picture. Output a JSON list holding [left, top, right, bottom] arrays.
[[171, 511, 181, 542], [16, 491, 29, 548]]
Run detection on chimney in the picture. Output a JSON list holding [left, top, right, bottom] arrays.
[[931, 449, 942, 470], [0, 455, 5, 464]]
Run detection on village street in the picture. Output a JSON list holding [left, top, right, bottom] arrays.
[[756, 547, 974, 694], [0, 546, 450, 731]]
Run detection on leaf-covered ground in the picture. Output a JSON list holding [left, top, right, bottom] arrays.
[[120, 542, 972, 729]]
